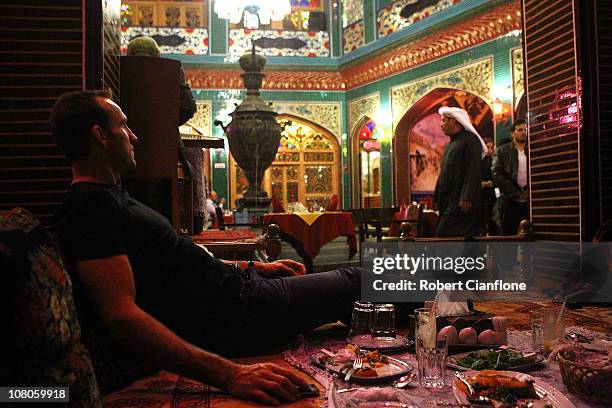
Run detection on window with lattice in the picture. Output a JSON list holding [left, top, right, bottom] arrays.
[[230, 117, 340, 211]]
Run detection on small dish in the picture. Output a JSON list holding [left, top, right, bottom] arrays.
[[347, 334, 413, 352]]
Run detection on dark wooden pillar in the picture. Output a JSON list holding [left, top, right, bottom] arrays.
[[522, 0, 611, 241]]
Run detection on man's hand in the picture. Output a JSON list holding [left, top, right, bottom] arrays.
[[256, 259, 306, 278], [227, 363, 308, 406], [481, 180, 494, 188], [458, 199, 472, 212]]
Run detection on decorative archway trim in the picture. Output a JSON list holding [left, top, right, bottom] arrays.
[[391, 57, 493, 131], [272, 101, 342, 143]]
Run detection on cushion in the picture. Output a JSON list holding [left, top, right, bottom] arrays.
[[0, 207, 103, 407]]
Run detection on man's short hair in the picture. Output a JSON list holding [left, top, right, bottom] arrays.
[[510, 119, 526, 132], [127, 36, 160, 57], [50, 90, 112, 162]]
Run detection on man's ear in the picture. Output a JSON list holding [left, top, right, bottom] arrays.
[[91, 124, 108, 147]]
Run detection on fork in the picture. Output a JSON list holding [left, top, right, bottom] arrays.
[[344, 357, 363, 381]]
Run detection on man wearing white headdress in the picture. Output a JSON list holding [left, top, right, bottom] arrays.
[[434, 107, 488, 237]]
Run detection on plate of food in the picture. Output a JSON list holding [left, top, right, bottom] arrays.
[[448, 348, 545, 372], [311, 345, 413, 384], [347, 334, 413, 352], [453, 370, 576, 408]]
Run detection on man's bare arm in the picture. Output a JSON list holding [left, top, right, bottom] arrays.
[[76, 255, 304, 405]]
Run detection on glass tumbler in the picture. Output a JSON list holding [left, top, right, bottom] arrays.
[[417, 335, 448, 388], [348, 301, 373, 340], [372, 304, 396, 340]]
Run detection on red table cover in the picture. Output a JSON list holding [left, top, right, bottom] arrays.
[[263, 212, 357, 259]]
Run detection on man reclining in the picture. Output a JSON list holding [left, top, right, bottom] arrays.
[[51, 90, 361, 405]]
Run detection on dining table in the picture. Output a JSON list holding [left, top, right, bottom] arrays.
[[104, 302, 612, 407], [263, 211, 358, 273]]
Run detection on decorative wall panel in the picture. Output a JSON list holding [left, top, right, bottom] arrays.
[[348, 94, 380, 135], [342, 0, 364, 28], [272, 102, 342, 139], [343, 20, 366, 54], [186, 102, 212, 137], [512, 48, 524, 109], [121, 27, 208, 54], [101, 0, 122, 98], [229, 29, 330, 58], [377, 0, 462, 38], [345, 1, 520, 88], [391, 58, 492, 129]]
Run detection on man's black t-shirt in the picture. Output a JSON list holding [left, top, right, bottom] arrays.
[[54, 182, 243, 391]]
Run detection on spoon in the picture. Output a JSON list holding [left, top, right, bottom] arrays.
[[393, 372, 416, 388]]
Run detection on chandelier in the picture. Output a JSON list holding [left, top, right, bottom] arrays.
[[214, 0, 292, 29]]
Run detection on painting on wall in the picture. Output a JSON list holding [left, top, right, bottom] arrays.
[[409, 112, 447, 192], [403, 89, 493, 196]]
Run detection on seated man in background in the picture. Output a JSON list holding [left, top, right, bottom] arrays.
[[51, 90, 361, 405]]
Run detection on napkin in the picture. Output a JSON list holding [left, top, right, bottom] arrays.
[[432, 289, 473, 316]]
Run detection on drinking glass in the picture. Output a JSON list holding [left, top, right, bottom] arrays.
[[531, 305, 565, 355], [372, 304, 396, 340], [414, 307, 437, 349], [417, 335, 448, 388], [348, 301, 373, 340], [530, 310, 544, 354]]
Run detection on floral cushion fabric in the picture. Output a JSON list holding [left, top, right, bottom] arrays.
[[0, 207, 103, 407]]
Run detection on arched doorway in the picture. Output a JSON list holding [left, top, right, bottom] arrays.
[[351, 116, 383, 208], [393, 88, 493, 205], [515, 93, 526, 123], [229, 114, 342, 210]]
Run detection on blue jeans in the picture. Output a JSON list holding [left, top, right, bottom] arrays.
[[198, 267, 362, 356]]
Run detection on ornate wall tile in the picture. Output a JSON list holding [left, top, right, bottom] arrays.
[[229, 29, 330, 58], [342, 0, 364, 28], [348, 93, 380, 134], [184, 101, 211, 137], [391, 58, 492, 129], [271, 102, 342, 140], [344, 1, 521, 89], [512, 48, 524, 108], [121, 26, 208, 55], [185, 2, 520, 92], [378, 0, 462, 38], [343, 20, 366, 54]]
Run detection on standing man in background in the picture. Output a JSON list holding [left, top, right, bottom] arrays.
[[434, 107, 488, 237], [492, 119, 529, 235], [481, 137, 499, 235]]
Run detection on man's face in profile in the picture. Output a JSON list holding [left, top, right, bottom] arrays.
[[440, 114, 459, 136], [97, 98, 138, 172]]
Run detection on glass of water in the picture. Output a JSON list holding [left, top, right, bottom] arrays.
[[414, 307, 437, 349], [530, 309, 544, 354], [348, 301, 373, 340], [417, 334, 448, 388], [372, 304, 396, 340]]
